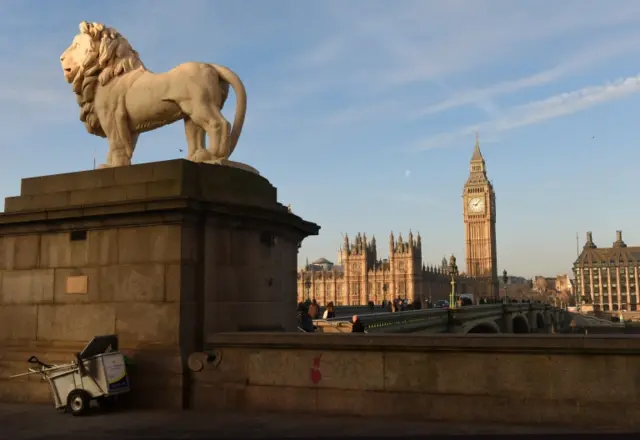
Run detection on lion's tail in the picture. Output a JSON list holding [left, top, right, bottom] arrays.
[[209, 64, 247, 156]]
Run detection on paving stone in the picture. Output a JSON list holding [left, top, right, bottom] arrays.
[[0, 403, 634, 439]]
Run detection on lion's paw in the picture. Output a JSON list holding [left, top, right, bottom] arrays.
[[191, 149, 213, 163]]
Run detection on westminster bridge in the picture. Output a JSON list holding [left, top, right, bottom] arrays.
[[312, 303, 572, 334]]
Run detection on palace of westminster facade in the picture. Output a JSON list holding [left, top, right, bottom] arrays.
[[297, 136, 500, 305]]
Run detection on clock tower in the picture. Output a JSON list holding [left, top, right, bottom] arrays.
[[463, 133, 498, 297]]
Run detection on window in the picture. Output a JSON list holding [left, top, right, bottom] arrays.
[[350, 282, 360, 304]]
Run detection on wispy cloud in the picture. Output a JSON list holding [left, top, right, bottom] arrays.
[[413, 74, 640, 150], [250, 1, 640, 137], [412, 32, 640, 118], [281, 1, 640, 95], [319, 101, 401, 126]]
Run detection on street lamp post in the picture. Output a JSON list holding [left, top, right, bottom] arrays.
[[448, 255, 458, 308], [304, 279, 311, 302], [502, 270, 508, 304]]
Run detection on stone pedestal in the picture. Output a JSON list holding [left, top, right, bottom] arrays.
[[0, 160, 319, 408]]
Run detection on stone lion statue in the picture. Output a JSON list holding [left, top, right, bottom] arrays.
[[60, 21, 247, 168]]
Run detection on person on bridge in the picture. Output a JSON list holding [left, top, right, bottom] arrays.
[[323, 302, 336, 319], [351, 315, 365, 333], [308, 299, 320, 319], [298, 303, 315, 333]]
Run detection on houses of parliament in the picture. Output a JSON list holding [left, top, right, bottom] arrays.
[[297, 135, 500, 305]]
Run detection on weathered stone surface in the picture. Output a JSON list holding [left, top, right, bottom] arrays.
[[203, 301, 291, 333], [0, 160, 319, 410], [115, 303, 179, 346], [36, 304, 117, 341], [1, 270, 54, 305], [87, 229, 118, 266], [0, 306, 37, 340], [14, 236, 40, 270], [114, 264, 166, 302], [191, 333, 640, 429], [117, 225, 181, 264], [6, 160, 279, 213], [165, 263, 196, 303], [40, 233, 89, 268]]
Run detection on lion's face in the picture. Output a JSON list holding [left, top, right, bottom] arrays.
[[60, 33, 93, 83]]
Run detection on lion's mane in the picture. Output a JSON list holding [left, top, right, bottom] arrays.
[[72, 21, 145, 137]]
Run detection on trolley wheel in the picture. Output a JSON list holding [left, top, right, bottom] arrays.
[[67, 389, 90, 416]]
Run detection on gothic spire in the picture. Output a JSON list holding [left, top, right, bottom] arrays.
[[471, 130, 484, 162]]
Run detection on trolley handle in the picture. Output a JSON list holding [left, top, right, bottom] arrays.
[[27, 356, 53, 369]]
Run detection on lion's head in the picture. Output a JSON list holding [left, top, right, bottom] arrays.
[[60, 21, 145, 137]]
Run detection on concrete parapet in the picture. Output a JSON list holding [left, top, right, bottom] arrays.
[[191, 332, 640, 429]]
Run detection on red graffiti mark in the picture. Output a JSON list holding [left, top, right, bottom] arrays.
[[310, 355, 322, 384]]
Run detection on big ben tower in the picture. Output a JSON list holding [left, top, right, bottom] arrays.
[[463, 132, 498, 297]]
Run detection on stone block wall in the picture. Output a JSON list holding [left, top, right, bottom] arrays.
[[202, 223, 300, 334], [0, 224, 186, 346], [192, 333, 640, 429], [0, 224, 191, 408], [0, 160, 320, 408]]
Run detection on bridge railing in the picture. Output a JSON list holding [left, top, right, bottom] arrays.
[[312, 303, 567, 334], [317, 305, 389, 319], [356, 308, 449, 333]]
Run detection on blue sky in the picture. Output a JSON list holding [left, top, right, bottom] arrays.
[[1, 0, 640, 278]]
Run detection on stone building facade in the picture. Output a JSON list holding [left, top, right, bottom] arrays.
[[297, 138, 499, 306], [297, 231, 483, 306], [574, 230, 640, 312]]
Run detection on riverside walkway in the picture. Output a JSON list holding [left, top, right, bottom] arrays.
[[0, 403, 635, 439]]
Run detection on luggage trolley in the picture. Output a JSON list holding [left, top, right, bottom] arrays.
[[11, 335, 131, 416]]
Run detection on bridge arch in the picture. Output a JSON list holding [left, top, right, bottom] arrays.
[[512, 315, 530, 333], [466, 321, 501, 334], [534, 312, 546, 331]]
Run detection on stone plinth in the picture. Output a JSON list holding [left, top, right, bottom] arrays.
[[0, 160, 319, 408]]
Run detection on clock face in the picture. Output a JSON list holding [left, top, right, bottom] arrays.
[[468, 197, 485, 213]]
